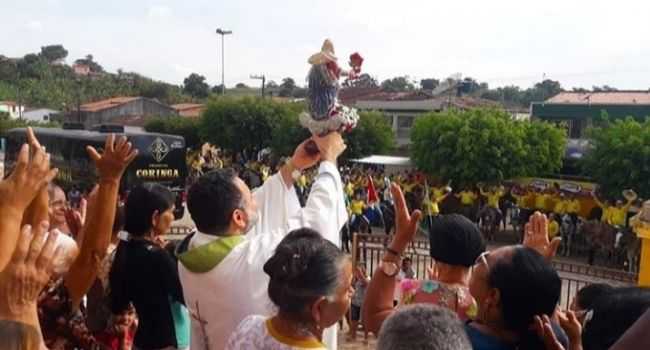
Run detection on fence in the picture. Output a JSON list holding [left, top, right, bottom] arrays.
[[351, 233, 636, 310]]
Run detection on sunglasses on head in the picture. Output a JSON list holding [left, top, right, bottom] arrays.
[[474, 251, 490, 269]]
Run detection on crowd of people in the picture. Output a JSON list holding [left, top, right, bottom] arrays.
[[1, 128, 649, 350]]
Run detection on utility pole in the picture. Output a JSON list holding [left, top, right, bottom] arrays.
[[250, 74, 266, 98], [216, 28, 232, 95]]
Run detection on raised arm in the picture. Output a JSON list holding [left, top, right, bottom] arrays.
[[64, 134, 137, 308], [287, 133, 348, 245], [0, 128, 57, 272], [363, 183, 422, 334]]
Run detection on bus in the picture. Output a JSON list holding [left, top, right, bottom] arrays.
[[4, 126, 188, 218]]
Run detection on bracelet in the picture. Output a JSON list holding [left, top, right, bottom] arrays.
[[385, 247, 400, 257]]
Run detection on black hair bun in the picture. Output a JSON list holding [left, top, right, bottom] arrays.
[[264, 245, 309, 281]]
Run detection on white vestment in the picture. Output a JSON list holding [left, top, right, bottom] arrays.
[[178, 161, 347, 350]]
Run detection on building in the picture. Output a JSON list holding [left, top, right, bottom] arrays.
[[67, 96, 177, 128], [171, 103, 204, 118], [0, 101, 25, 119], [23, 108, 60, 122], [531, 91, 650, 174], [72, 63, 91, 76], [341, 88, 499, 146]]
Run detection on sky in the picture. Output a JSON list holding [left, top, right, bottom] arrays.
[[2, 0, 650, 90]]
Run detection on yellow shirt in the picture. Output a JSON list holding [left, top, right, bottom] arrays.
[[549, 220, 560, 238], [566, 199, 581, 214], [423, 198, 440, 216], [432, 187, 446, 199], [459, 191, 477, 205], [350, 200, 365, 215], [298, 175, 308, 188], [402, 182, 416, 193], [483, 191, 504, 209], [345, 183, 355, 197], [609, 203, 633, 226], [553, 200, 568, 215], [535, 194, 550, 211]]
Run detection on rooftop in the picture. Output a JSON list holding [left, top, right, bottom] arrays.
[[546, 91, 650, 105], [171, 103, 204, 111], [80, 97, 140, 112]]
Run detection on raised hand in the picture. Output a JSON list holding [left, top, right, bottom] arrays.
[[291, 138, 322, 170], [86, 134, 138, 182], [0, 222, 63, 326], [533, 312, 583, 350], [389, 182, 422, 254], [312, 132, 347, 163], [0, 129, 57, 212], [523, 212, 561, 260]]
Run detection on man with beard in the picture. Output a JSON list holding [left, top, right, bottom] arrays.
[[177, 133, 348, 350]]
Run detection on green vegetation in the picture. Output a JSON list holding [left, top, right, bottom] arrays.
[[583, 117, 650, 198], [410, 108, 566, 186]]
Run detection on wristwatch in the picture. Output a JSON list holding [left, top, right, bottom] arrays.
[[379, 260, 400, 278]]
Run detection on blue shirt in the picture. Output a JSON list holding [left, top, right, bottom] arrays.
[[465, 324, 515, 350]]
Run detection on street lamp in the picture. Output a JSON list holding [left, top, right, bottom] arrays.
[[216, 28, 232, 95], [250, 74, 266, 98]]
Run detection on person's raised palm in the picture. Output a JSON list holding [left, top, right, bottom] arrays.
[[390, 182, 422, 254], [523, 212, 561, 260], [0, 127, 58, 212], [87, 134, 138, 182]]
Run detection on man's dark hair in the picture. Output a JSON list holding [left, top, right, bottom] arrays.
[[187, 169, 242, 235], [575, 283, 616, 310], [489, 246, 563, 349], [377, 304, 471, 350], [583, 287, 650, 350], [263, 228, 347, 320], [429, 214, 485, 267]]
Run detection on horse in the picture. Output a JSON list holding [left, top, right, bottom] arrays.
[[559, 214, 576, 257], [580, 221, 617, 266], [616, 228, 641, 273], [479, 207, 501, 242]]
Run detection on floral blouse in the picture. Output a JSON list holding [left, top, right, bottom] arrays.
[[38, 278, 105, 350], [38, 275, 137, 350], [399, 279, 478, 321]]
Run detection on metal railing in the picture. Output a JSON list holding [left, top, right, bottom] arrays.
[[351, 233, 636, 310]]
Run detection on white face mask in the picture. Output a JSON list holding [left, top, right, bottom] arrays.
[[45, 229, 80, 275]]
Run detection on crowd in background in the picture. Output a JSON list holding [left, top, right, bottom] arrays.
[[1, 129, 649, 350]]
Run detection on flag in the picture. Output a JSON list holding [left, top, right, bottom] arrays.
[[367, 175, 379, 205]]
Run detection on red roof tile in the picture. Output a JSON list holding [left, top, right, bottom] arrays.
[[80, 97, 140, 113]]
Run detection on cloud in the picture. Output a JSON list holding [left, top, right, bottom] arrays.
[[25, 20, 43, 31], [147, 5, 172, 20]]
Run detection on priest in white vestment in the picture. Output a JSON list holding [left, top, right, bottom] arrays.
[[177, 134, 348, 350]]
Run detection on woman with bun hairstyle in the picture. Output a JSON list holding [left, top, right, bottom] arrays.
[[226, 228, 354, 350]]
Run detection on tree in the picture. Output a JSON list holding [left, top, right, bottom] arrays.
[[380, 76, 416, 92], [420, 78, 440, 90], [410, 108, 566, 186], [345, 111, 395, 159], [459, 77, 482, 94], [211, 84, 224, 94], [183, 73, 209, 99], [279, 77, 296, 97], [344, 73, 379, 88], [592, 85, 618, 92], [266, 80, 279, 89], [199, 97, 288, 154], [144, 116, 201, 149], [235, 82, 249, 89], [40, 45, 68, 63], [582, 118, 650, 198]]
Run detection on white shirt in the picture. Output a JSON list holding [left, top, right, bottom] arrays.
[[179, 161, 347, 350], [225, 315, 326, 350]]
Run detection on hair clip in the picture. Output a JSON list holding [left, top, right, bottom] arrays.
[[292, 254, 301, 259]]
